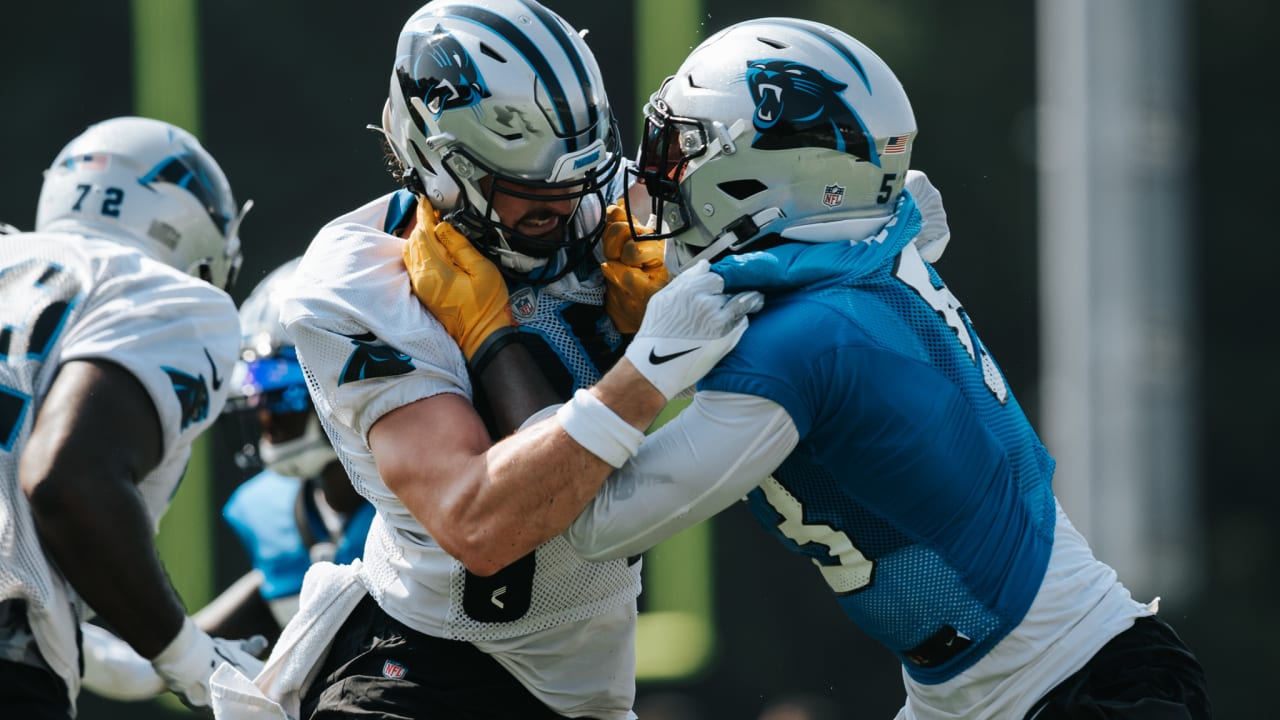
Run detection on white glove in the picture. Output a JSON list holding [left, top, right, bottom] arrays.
[[150, 616, 268, 713], [905, 169, 951, 263], [624, 259, 764, 400], [80, 622, 167, 701]]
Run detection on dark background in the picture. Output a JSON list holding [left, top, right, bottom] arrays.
[[1, 1, 1273, 717]]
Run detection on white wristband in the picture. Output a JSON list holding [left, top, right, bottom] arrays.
[[556, 389, 645, 468], [152, 615, 198, 666]]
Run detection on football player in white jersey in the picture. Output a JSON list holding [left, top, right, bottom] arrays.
[[412, 16, 1213, 720], [0, 116, 266, 717], [230, 2, 759, 719], [77, 257, 375, 706]]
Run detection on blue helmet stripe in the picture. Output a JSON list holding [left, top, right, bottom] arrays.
[[520, 0, 600, 142], [761, 18, 872, 93], [427, 4, 580, 152], [139, 154, 232, 234]]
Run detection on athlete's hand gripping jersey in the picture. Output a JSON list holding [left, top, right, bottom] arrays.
[[0, 231, 238, 704], [279, 191, 641, 719]]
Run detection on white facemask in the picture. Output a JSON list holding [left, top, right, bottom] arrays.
[[257, 414, 338, 480]]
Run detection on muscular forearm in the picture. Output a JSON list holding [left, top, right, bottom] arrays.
[[19, 358, 184, 658], [385, 258, 758, 574], [27, 476, 186, 659], [482, 360, 667, 542], [379, 360, 668, 576]]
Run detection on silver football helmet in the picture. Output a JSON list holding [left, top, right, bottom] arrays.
[[34, 116, 249, 290], [381, 0, 622, 283], [628, 18, 917, 273], [225, 257, 337, 479]]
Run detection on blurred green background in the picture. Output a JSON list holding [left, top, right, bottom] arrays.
[[1, 0, 1273, 717]]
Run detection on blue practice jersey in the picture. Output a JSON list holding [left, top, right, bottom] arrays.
[[223, 470, 375, 602], [705, 194, 1058, 684]]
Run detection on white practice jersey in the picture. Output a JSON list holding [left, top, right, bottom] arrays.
[[0, 230, 238, 704], [280, 192, 641, 719]]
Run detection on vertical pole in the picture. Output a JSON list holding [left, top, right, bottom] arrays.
[[131, 0, 213, 610], [632, 3, 710, 680], [1037, 0, 1197, 597]]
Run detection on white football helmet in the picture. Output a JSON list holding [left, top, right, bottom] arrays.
[[628, 18, 917, 273], [382, 0, 621, 283], [225, 257, 337, 479], [34, 116, 248, 290]]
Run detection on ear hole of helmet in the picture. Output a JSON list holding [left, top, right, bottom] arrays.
[[718, 179, 767, 201]]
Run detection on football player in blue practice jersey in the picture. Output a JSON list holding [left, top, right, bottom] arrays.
[[207, 2, 760, 719], [412, 17, 1213, 720], [0, 117, 263, 718], [217, 257, 375, 635]]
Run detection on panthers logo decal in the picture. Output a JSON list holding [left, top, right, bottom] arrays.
[[746, 59, 880, 167], [397, 25, 491, 118], [163, 367, 210, 431], [339, 333, 414, 386]]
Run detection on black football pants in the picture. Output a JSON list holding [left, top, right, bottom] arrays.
[[1026, 615, 1213, 719], [300, 595, 579, 720]]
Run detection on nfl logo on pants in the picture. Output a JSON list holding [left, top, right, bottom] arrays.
[[382, 659, 407, 680]]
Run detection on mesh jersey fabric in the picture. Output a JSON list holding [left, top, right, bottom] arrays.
[[278, 191, 640, 719], [700, 194, 1150, 712], [0, 230, 238, 709], [564, 190, 1152, 719], [702, 194, 1054, 679]]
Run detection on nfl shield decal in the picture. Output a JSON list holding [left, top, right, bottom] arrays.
[[510, 287, 537, 322], [823, 183, 846, 208], [382, 659, 407, 680]]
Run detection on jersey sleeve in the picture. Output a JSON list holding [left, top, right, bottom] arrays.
[[58, 258, 239, 517], [280, 212, 473, 445]]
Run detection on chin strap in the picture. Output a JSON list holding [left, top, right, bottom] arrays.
[[441, 207, 552, 274], [489, 241, 552, 273], [670, 206, 785, 274]]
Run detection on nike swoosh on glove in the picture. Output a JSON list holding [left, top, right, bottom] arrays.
[[624, 259, 764, 400], [600, 203, 669, 333], [151, 616, 267, 713]]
